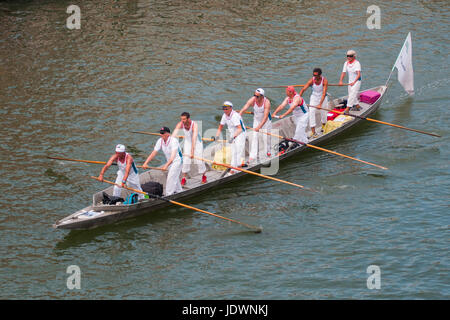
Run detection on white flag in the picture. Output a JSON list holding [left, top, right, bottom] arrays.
[[394, 33, 414, 95]]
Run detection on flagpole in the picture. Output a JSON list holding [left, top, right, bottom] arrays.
[[384, 64, 396, 88]]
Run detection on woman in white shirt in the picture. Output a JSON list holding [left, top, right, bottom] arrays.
[[339, 50, 362, 113]]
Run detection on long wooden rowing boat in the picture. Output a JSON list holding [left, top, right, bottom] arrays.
[[53, 85, 387, 230]]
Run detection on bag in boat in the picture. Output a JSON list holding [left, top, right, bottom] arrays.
[[327, 108, 344, 121], [141, 181, 163, 197], [277, 139, 299, 155], [102, 192, 124, 205], [323, 115, 353, 134], [124, 193, 139, 205]]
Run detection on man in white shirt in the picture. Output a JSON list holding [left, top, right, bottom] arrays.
[[143, 126, 183, 196], [213, 101, 247, 174], [339, 49, 362, 114]]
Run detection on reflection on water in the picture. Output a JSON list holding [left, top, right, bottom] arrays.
[[0, 0, 448, 299]]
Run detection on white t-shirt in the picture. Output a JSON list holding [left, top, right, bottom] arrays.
[[220, 110, 246, 136], [154, 137, 182, 163], [342, 60, 362, 83]]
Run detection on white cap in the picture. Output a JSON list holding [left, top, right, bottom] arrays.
[[347, 49, 356, 56], [222, 101, 233, 108], [255, 88, 265, 96], [115, 144, 126, 153]]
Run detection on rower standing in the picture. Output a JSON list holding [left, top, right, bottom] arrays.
[[272, 86, 309, 144], [213, 101, 247, 174], [298, 68, 329, 139], [97, 144, 145, 200], [171, 112, 207, 185], [339, 49, 362, 113], [239, 88, 272, 163], [143, 126, 183, 196]]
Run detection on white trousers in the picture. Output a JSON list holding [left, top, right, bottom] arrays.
[[309, 95, 328, 129], [249, 118, 272, 159], [231, 132, 246, 168], [293, 112, 309, 144], [114, 171, 144, 200], [165, 160, 183, 196], [348, 81, 361, 107], [182, 139, 206, 175]]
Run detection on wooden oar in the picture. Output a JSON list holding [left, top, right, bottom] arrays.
[[307, 105, 441, 138], [190, 154, 315, 192], [245, 127, 388, 170], [90, 176, 262, 233], [131, 130, 226, 142], [47, 156, 166, 171], [238, 110, 254, 115]]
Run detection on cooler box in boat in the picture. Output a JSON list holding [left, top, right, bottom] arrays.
[[324, 115, 353, 134], [359, 90, 381, 104]]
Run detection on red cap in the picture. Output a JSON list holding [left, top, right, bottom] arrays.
[[286, 86, 296, 95]]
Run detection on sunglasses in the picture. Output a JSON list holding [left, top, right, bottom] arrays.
[[347, 55, 354, 57], [254, 94, 262, 98], [313, 74, 320, 77]]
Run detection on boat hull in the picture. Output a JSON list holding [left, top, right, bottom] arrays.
[[54, 85, 387, 230]]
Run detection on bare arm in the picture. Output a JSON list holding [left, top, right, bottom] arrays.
[[143, 149, 158, 168], [215, 124, 224, 139], [162, 148, 177, 171], [98, 154, 117, 181], [232, 125, 242, 140], [119, 155, 134, 187], [339, 72, 346, 85], [239, 97, 255, 116], [298, 79, 313, 97], [319, 77, 328, 107], [191, 121, 198, 157], [171, 121, 182, 139], [280, 96, 301, 118], [349, 71, 361, 86], [272, 97, 289, 117]]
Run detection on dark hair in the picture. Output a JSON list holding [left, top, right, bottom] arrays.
[[181, 112, 190, 118], [159, 126, 170, 134], [313, 68, 322, 75]]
